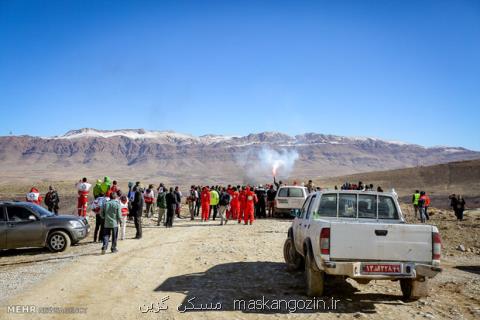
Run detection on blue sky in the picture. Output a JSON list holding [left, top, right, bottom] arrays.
[[0, 0, 479, 150]]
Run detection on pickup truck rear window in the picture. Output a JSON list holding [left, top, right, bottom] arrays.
[[315, 193, 337, 218], [378, 196, 399, 219], [358, 194, 377, 219], [339, 194, 357, 218]]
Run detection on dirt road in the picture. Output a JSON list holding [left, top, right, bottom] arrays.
[[0, 215, 479, 320]]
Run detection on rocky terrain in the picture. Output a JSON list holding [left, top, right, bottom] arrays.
[[0, 128, 478, 185]]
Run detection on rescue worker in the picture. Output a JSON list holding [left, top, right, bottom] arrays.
[[93, 179, 103, 199], [238, 186, 246, 223], [76, 178, 91, 217], [26, 187, 43, 205], [412, 190, 421, 218], [44, 185, 60, 214], [156, 187, 167, 226], [201, 186, 210, 222], [244, 186, 257, 225], [210, 186, 219, 220], [226, 185, 234, 219], [143, 184, 155, 218], [118, 190, 129, 240]]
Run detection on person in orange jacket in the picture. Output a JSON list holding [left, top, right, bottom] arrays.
[[26, 187, 43, 205], [201, 186, 211, 222], [420, 191, 431, 220], [244, 186, 257, 225], [229, 186, 240, 220], [238, 186, 246, 223]]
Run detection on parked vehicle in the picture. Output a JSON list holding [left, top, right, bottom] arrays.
[[283, 190, 442, 300], [0, 202, 90, 252], [274, 186, 308, 217]]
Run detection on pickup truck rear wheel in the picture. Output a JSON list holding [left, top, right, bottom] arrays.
[[47, 231, 71, 252], [305, 253, 325, 297], [400, 278, 429, 301], [283, 238, 303, 271]]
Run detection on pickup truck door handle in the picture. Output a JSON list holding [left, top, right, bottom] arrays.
[[375, 230, 388, 236]]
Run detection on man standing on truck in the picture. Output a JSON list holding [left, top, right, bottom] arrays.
[[412, 190, 421, 218]]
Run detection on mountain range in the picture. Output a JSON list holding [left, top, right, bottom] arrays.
[[0, 128, 479, 185]]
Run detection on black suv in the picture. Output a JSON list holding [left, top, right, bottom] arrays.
[[0, 202, 90, 252]]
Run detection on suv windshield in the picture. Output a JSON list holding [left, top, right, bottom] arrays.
[[27, 204, 55, 218]]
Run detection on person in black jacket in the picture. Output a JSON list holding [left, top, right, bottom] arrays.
[[266, 185, 277, 217], [165, 187, 176, 228], [255, 185, 267, 218], [44, 186, 60, 214], [131, 186, 144, 239]]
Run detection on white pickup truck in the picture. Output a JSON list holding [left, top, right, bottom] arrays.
[[283, 190, 442, 300]]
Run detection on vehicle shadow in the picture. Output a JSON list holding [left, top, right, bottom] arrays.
[[455, 265, 480, 275], [155, 261, 405, 314]]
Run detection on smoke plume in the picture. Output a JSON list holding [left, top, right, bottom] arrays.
[[235, 147, 299, 184]]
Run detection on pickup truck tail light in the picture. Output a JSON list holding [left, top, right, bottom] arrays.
[[432, 232, 442, 261], [320, 228, 330, 255]]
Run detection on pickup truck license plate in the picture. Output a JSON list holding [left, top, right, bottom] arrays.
[[363, 264, 401, 274]]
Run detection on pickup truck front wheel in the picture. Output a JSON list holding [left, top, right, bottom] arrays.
[[305, 253, 325, 297], [400, 278, 430, 301], [283, 238, 304, 271]]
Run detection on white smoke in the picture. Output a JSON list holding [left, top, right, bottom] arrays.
[[235, 147, 299, 184]]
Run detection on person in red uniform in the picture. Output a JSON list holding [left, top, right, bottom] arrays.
[[76, 177, 92, 217], [26, 187, 43, 205], [229, 186, 240, 220], [107, 180, 119, 197], [244, 186, 257, 225], [238, 186, 246, 223], [201, 186, 211, 222]]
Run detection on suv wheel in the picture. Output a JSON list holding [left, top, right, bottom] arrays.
[[47, 231, 71, 252], [283, 238, 304, 271], [305, 253, 324, 297]]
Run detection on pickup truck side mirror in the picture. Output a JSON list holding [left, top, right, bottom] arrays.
[[291, 209, 301, 217]]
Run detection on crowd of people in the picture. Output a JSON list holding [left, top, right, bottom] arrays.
[[23, 177, 470, 254]]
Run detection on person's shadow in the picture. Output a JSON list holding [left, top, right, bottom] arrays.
[[155, 261, 406, 314]]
